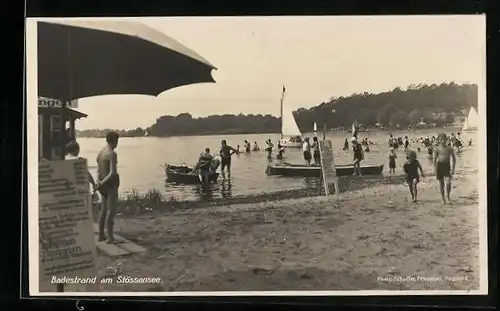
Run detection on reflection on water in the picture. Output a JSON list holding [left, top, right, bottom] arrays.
[[220, 180, 233, 198], [78, 129, 479, 201]]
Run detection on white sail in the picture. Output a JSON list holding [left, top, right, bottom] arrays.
[[313, 122, 318, 131], [281, 99, 302, 137], [462, 106, 479, 131]]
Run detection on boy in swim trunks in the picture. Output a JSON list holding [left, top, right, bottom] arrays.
[[403, 150, 424, 203], [434, 133, 456, 204], [96, 131, 120, 244], [388, 147, 397, 175]]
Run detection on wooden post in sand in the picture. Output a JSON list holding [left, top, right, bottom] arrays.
[[319, 139, 339, 195]]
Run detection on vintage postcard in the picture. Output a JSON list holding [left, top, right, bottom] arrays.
[[25, 15, 488, 296]]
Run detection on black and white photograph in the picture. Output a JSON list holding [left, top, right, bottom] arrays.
[[26, 15, 487, 295]]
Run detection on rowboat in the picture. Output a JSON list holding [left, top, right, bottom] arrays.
[[165, 164, 219, 184], [266, 163, 384, 177]]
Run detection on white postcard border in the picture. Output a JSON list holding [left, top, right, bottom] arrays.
[[26, 16, 489, 296]]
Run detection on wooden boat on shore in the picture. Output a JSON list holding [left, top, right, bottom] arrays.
[[165, 164, 219, 184], [266, 163, 384, 177]]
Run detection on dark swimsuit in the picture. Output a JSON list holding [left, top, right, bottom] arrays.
[[199, 154, 212, 172], [98, 174, 120, 197], [389, 155, 396, 168], [220, 146, 233, 169], [403, 160, 420, 183], [353, 144, 363, 161], [313, 150, 321, 162], [303, 151, 312, 161], [436, 162, 451, 180]]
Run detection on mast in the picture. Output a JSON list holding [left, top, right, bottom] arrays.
[[280, 85, 285, 139]]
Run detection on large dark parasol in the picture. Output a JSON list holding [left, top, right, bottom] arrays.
[[37, 20, 217, 101]]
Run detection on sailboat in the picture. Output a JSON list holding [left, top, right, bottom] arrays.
[[279, 85, 303, 148], [462, 106, 479, 132], [351, 120, 358, 139], [313, 122, 318, 138]]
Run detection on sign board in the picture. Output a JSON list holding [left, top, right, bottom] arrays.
[[319, 139, 339, 196], [38, 158, 97, 291], [38, 97, 79, 109]]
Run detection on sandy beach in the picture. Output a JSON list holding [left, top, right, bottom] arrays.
[[66, 172, 480, 293]]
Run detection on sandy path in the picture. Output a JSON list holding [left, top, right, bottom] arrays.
[[78, 173, 480, 292]]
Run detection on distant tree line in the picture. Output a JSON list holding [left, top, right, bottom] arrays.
[[76, 127, 146, 138], [78, 82, 477, 137], [294, 82, 477, 131]]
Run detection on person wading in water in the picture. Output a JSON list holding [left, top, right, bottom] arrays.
[[219, 140, 237, 179], [352, 137, 364, 176], [253, 141, 260, 151], [343, 138, 349, 151], [195, 148, 214, 191], [96, 131, 120, 244], [434, 133, 456, 204], [277, 143, 285, 160], [302, 137, 312, 166], [244, 140, 251, 153], [265, 139, 274, 159], [404, 136, 410, 151], [388, 134, 394, 148]]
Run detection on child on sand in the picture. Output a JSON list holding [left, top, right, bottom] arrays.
[[388, 147, 397, 175], [403, 150, 425, 203]]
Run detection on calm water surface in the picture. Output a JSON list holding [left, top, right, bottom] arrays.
[[78, 129, 478, 201]]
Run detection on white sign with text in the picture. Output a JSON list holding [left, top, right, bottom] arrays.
[[38, 97, 78, 109]]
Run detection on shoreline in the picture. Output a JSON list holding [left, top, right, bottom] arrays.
[[77, 126, 464, 139], [111, 175, 409, 217], [75, 171, 481, 292]]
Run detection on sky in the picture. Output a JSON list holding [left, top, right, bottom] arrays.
[[59, 15, 484, 130]]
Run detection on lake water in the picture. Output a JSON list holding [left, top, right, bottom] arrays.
[[78, 129, 478, 201]]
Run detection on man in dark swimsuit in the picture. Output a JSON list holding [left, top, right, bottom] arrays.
[[352, 137, 364, 176], [311, 136, 321, 165], [96, 131, 120, 244], [434, 133, 456, 204], [220, 140, 237, 179]]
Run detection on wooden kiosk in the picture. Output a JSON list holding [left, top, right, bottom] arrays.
[[38, 97, 86, 160]]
